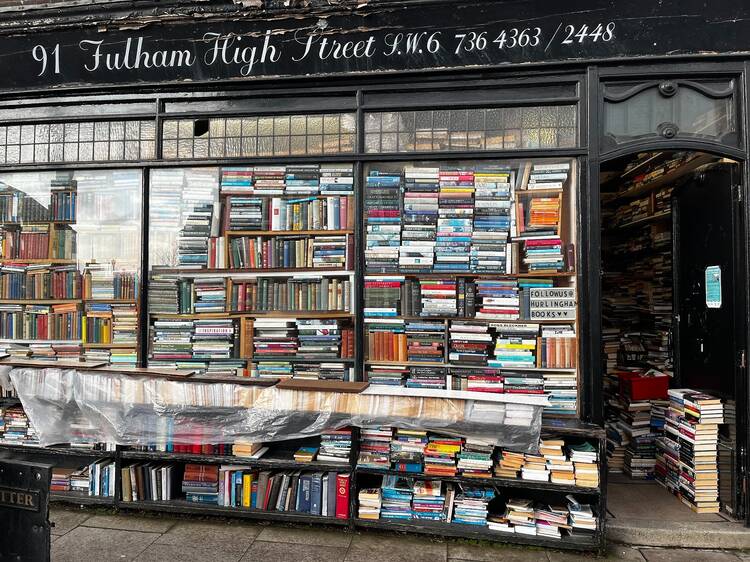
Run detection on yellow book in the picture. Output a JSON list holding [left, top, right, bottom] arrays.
[[242, 473, 253, 507]]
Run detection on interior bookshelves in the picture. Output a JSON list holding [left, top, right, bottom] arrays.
[[0, 169, 142, 366], [0, 158, 602, 552]]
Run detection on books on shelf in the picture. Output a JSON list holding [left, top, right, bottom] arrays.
[[0, 264, 81, 299], [365, 172, 402, 273], [121, 463, 176, 501], [228, 234, 351, 270], [230, 276, 351, 313], [182, 463, 219, 504]]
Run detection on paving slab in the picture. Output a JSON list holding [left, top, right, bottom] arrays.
[[641, 549, 741, 562], [348, 532, 447, 562], [608, 518, 750, 549], [547, 544, 646, 561], [448, 543, 547, 562], [156, 520, 259, 554], [81, 513, 177, 534], [49, 507, 91, 536], [51, 526, 158, 562], [256, 525, 353, 548], [242, 541, 347, 562], [135, 543, 245, 562]]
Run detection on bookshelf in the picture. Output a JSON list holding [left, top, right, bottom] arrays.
[[363, 158, 579, 417], [147, 164, 356, 379], [0, 169, 142, 365]]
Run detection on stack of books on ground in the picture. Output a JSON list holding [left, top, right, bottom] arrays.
[[662, 388, 723, 513], [182, 464, 219, 504], [381, 475, 413, 520], [412, 480, 446, 521], [452, 486, 494, 525], [391, 429, 427, 472], [357, 426, 393, 469], [318, 428, 352, 463], [215, 468, 350, 516], [358, 487, 382, 519], [608, 394, 658, 479]]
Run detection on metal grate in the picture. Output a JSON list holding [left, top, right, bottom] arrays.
[[0, 120, 156, 164], [364, 105, 577, 153], [162, 113, 357, 159]]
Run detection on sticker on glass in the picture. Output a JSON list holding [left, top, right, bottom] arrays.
[[705, 265, 722, 309]]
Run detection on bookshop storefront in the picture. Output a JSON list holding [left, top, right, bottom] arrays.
[[0, 0, 749, 552]]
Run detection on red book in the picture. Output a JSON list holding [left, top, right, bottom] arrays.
[[335, 473, 350, 519]]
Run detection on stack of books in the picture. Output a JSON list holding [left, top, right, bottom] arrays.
[[400, 168, 438, 273], [51, 467, 76, 492], [540, 439, 575, 485], [253, 319, 297, 357], [319, 428, 352, 463], [381, 475, 413, 520], [489, 323, 539, 369], [412, 480, 445, 521], [527, 162, 570, 190], [358, 487, 382, 519], [494, 450, 525, 478], [365, 364, 408, 386], [284, 165, 320, 194], [365, 172, 402, 273], [364, 275, 402, 318], [404, 321, 444, 364], [448, 321, 493, 365], [474, 280, 519, 320], [568, 442, 600, 488], [423, 434, 461, 476], [435, 169, 474, 272], [471, 167, 514, 274], [220, 167, 254, 193], [182, 464, 219, 504], [451, 367, 504, 394], [418, 278, 457, 316], [296, 319, 344, 358], [391, 429, 427, 473], [357, 426, 392, 469], [253, 166, 286, 195], [457, 438, 494, 477], [193, 278, 226, 313], [453, 486, 494, 525], [319, 165, 354, 195], [534, 504, 570, 539], [405, 366, 446, 389], [294, 446, 318, 462]]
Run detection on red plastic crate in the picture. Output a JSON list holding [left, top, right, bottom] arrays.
[[617, 370, 669, 400]]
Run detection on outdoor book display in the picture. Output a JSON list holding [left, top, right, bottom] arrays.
[[0, 360, 604, 551]]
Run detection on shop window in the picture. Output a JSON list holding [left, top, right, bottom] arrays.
[[162, 112, 357, 159], [0, 120, 155, 164], [602, 79, 738, 151], [364, 105, 577, 153]]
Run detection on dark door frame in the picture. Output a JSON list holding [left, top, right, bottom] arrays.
[[588, 60, 750, 523]]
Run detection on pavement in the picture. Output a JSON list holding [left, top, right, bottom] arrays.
[[49, 505, 750, 562], [606, 475, 750, 549]]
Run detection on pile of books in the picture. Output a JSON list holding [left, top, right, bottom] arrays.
[[319, 427, 352, 463], [453, 486, 494, 525], [450, 367, 504, 394], [319, 165, 354, 195], [296, 319, 345, 358], [472, 167, 514, 273], [365, 365, 408, 386], [659, 389, 723, 513], [457, 438, 494, 477], [363, 275, 402, 318], [0, 406, 38, 445], [358, 487, 382, 519], [405, 321, 444, 364], [357, 426, 393, 469], [193, 278, 226, 313], [406, 366, 446, 389], [181, 464, 220, 504], [294, 446, 318, 462], [435, 169, 473, 273], [400, 167, 438, 273], [489, 323, 539, 369], [448, 321, 493, 365], [219, 167, 254, 193], [474, 280, 519, 320], [381, 475, 413, 519], [424, 434, 461, 476], [527, 162, 570, 190], [391, 428, 427, 473], [412, 480, 446, 521], [365, 172, 402, 273], [568, 442, 600, 488], [253, 319, 297, 357], [192, 319, 235, 360]]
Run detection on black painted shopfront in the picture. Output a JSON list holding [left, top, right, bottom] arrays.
[[0, 0, 748, 550]]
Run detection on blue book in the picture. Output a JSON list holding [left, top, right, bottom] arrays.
[[297, 474, 312, 513], [309, 472, 324, 515]]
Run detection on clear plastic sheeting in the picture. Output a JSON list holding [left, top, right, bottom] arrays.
[[9, 367, 544, 452]]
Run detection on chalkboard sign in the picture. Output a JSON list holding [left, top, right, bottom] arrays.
[[0, 0, 749, 91]]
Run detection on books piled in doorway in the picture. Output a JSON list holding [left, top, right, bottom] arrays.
[[657, 389, 723, 513]]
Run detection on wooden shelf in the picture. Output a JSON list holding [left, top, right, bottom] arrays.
[[82, 343, 137, 349], [613, 210, 671, 230], [365, 271, 575, 279], [355, 467, 599, 495], [225, 229, 353, 236], [49, 491, 116, 506], [153, 267, 350, 275], [151, 311, 352, 319], [0, 299, 80, 304], [0, 259, 76, 264], [605, 152, 715, 205]]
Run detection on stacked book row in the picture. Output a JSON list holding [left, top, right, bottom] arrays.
[[227, 234, 352, 270], [223, 195, 353, 232], [252, 318, 354, 360], [220, 165, 354, 195]]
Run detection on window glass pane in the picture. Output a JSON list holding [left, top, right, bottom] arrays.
[[0, 169, 142, 365], [365, 105, 577, 153]]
